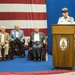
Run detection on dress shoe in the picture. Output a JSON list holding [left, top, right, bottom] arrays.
[[3, 57, 6, 61], [34, 58, 36, 61], [38, 58, 41, 61], [21, 54, 25, 58]]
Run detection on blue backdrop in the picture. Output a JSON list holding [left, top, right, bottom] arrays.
[[46, 0, 75, 54]]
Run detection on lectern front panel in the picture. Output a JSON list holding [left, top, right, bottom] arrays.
[[52, 35, 74, 67]]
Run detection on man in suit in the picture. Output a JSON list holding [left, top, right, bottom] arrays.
[[30, 27, 46, 61], [10, 24, 25, 58], [0, 26, 10, 60]]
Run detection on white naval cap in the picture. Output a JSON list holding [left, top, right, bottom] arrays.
[[62, 7, 68, 12]]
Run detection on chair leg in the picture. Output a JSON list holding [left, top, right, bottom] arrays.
[[9, 49, 14, 60]]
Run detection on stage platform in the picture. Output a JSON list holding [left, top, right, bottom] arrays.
[[0, 50, 75, 75]]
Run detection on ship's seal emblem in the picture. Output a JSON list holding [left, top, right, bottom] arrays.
[[58, 37, 69, 51]]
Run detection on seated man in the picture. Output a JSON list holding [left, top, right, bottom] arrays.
[[0, 26, 10, 60], [10, 24, 25, 58], [28, 27, 46, 61]]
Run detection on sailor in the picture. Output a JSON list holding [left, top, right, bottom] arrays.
[[57, 7, 74, 24]]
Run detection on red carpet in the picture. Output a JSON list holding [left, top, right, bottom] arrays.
[[0, 70, 75, 75]]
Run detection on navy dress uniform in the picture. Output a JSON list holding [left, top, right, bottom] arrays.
[[58, 8, 74, 24]]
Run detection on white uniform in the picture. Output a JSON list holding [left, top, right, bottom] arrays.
[[57, 16, 74, 24]]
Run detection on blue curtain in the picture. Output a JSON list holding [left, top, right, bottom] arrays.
[[46, 0, 75, 54]]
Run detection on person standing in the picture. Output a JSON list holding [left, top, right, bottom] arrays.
[[58, 7, 74, 24]]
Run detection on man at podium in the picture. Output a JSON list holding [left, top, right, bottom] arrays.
[[57, 7, 74, 24]]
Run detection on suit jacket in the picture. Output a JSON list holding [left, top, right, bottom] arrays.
[[30, 32, 45, 43], [0, 32, 10, 44], [10, 30, 25, 41]]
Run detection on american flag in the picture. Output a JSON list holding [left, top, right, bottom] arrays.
[[0, 0, 47, 45]]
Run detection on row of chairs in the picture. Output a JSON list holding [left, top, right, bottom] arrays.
[[1, 40, 47, 61]]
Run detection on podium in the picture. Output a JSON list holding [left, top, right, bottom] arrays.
[[52, 24, 74, 69]]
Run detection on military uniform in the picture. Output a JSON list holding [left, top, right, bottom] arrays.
[[58, 16, 74, 24], [57, 7, 74, 24]]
